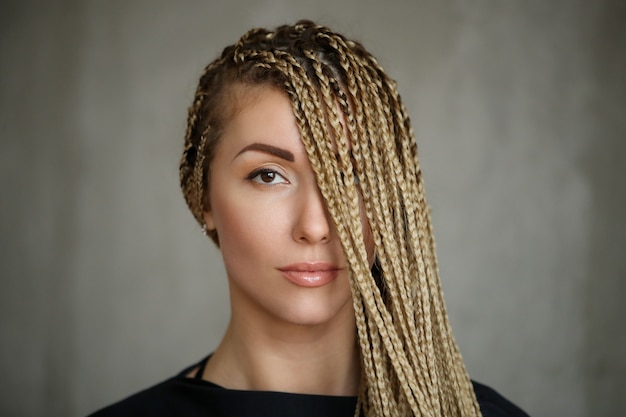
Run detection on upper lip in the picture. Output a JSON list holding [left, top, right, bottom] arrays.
[[277, 262, 341, 272]]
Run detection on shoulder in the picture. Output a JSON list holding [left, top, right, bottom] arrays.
[[86, 374, 356, 417], [472, 381, 531, 417], [87, 360, 208, 417], [87, 378, 180, 417]]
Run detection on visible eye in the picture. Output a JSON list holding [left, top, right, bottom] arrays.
[[247, 168, 288, 185]]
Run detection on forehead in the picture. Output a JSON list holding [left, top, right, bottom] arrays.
[[222, 83, 273, 122], [214, 84, 303, 158], [225, 82, 351, 151]]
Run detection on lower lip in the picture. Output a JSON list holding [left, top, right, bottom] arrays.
[[280, 270, 339, 288]]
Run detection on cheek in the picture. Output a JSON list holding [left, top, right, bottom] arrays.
[[215, 201, 270, 255], [210, 187, 289, 265]]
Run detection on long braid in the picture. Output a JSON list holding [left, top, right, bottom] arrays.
[[322, 38, 410, 414], [328, 37, 435, 415], [180, 20, 481, 417]]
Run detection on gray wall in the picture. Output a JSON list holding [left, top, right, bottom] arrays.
[[1, 1, 624, 416]]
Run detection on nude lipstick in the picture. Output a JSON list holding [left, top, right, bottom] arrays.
[[277, 262, 341, 288]]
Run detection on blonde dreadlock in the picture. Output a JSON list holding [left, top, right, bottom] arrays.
[[179, 20, 482, 417]]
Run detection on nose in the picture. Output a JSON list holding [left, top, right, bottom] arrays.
[[292, 182, 332, 244]]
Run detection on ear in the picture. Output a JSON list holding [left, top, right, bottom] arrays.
[[203, 209, 216, 231]]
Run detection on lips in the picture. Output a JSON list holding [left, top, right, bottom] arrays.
[[277, 262, 341, 288]]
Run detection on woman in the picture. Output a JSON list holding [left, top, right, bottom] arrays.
[[90, 20, 529, 417]]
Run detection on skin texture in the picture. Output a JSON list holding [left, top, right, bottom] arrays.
[[200, 85, 373, 396]]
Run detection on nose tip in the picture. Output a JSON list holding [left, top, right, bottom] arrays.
[[292, 186, 332, 244]]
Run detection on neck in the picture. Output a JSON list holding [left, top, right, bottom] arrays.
[[203, 290, 360, 396]]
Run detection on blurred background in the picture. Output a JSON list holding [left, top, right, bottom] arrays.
[[1, 1, 624, 416]]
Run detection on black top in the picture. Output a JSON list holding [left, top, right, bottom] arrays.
[[88, 358, 529, 417]]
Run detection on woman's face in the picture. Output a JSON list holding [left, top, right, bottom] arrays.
[[204, 85, 371, 329]]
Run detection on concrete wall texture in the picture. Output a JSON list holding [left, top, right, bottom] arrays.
[[1, 1, 624, 416]]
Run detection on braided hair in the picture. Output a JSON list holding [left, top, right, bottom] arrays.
[[180, 20, 481, 417]]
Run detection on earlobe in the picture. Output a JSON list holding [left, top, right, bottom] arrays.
[[203, 210, 216, 231]]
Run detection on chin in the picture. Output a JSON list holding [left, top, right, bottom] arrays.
[[275, 295, 355, 328]]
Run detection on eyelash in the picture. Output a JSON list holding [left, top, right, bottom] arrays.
[[245, 167, 359, 187], [246, 168, 288, 185]]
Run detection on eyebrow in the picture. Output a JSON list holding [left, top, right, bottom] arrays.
[[234, 142, 295, 162]]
